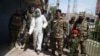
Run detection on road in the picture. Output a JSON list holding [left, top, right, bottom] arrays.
[[0, 44, 69, 56], [0, 39, 100, 56]]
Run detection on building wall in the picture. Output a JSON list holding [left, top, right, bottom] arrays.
[[96, 0, 100, 14], [0, 0, 26, 44]]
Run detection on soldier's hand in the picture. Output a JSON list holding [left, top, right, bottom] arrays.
[[82, 41, 86, 47], [18, 33, 20, 38], [25, 33, 31, 40], [24, 31, 30, 37], [47, 32, 50, 37], [27, 34, 31, 38]]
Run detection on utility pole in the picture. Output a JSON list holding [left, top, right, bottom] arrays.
[[47, 0, 50, 14], [57, 0, 60, 9], [42, 0, 45, 10], [73, 0, 77, 16], [66, 0, 71, 21], [66, 0, 71, 35]]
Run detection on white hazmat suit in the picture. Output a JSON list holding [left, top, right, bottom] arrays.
[[28, 8, 48, 51]]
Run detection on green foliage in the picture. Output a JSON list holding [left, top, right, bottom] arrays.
[[23, 0, 35, 5], [49, 6, 57, 14]]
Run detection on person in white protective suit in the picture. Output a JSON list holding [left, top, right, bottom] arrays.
[[28, 8, 48, 55]]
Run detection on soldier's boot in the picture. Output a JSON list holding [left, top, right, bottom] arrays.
[[45, 39, 50, 51], [44, 42, 49, 51], [44, 46, 48, 51], [51, 50, 56, 56], [81, 49, 88, 56], [81, 54, 88, 56], [21, 44, 25, 49], [10, 43, 15, 49], [24, 34, 30, 51], [81, 40, 87, 55], [24, 41, 29, 51], [58, 54, 63, 56], [36, 50, 41, 55], [73, 53, 79, 56]]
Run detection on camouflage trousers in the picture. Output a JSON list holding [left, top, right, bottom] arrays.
[[50, 37, 64, 54], [42, 31, 51, 50], [10, 30, 19, 47], [23, 29, 33, 50], [69, 47, 79, 56], [80, 40, 86, 54], [80, 36, 87, 54]]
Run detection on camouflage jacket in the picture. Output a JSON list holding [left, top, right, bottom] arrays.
[[23, 10, 35, 30], [69, 36, 80, 49], [45, 16, 53, 32], [73, 19, 88, 37], [50, 17, 67, 38], [69, 23, 75, 34], [8, 14, 24, 30]]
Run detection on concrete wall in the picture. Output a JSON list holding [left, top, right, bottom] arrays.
[[0, 0, 27, 44]]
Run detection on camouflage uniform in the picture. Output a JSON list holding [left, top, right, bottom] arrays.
[[68, 29, 80, 56], [69, 36, 80, 56], [69, 16, 76, 34], [42, 14, 53, 50], [50, 17, 67, 55], [8, 13, 24, 48], [73, 13, 88, 55], [23, 10, 35, 49], [24, 10, 35, 29], [66, 17, 76, 49]]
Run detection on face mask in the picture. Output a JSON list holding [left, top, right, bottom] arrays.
[[35, 11, 40, 17]]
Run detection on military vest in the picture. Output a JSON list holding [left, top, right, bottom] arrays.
[[11, 15, 23, 30], [76, 19, 88, 36], [25, 10, 35, 29]]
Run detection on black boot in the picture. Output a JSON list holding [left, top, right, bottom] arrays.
[[36, 50, 41, 55], [24, 42, 28, 51], [51, 50, 56, 56], [58, 54, 62, 56]]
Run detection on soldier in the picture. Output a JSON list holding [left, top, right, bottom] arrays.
[[46, 13, 53, 50], [22, 4, 35, 50], [73, 12, 88, 56], [50, 9, 67, 56], [69, 16, 76, 33], [22, 4, 35, 29], [24, 5, 35, 30], [8, 8, 24, 49], [64, 16, 76, 49], [42, 12, 53, 51], [69, 29, 80, 56], [41, 9, 48, 50]]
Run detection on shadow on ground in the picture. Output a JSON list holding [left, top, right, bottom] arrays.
[[0, 42, 11, 56]]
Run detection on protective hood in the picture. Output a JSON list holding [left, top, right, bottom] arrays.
[[35, 8, 41, 17]]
